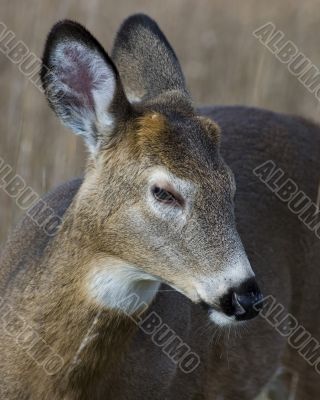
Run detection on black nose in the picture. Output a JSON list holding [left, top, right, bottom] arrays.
[[220, 278, 263, 321]]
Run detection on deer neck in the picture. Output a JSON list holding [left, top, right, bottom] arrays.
[[30, 205, 160, 397]]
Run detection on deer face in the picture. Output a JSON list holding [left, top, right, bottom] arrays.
[[41, 17, 262, 326]]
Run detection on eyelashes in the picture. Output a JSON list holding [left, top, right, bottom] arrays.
[[151, 185, 184, 207]]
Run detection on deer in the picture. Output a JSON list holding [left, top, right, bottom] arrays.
[[0, 13, 319, 400]]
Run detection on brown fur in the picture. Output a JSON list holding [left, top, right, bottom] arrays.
[[136, 112, 168, 139], [0, 14, 319, 400]]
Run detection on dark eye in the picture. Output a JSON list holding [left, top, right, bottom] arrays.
[[151, 185, 183, 206]]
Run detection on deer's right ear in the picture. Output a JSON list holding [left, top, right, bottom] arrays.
[[41, 20, 131, 153]]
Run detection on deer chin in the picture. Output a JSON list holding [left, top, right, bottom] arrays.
[[87, 256, 161, 315], [208, 308, 237, 326], [166, 283, 242, 327]]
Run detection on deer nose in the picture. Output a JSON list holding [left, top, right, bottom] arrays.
[[220, 278, 263, 321]]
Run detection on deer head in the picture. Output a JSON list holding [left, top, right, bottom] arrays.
[[41, 15, 262, 326]]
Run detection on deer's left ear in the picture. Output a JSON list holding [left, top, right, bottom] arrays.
[[41, 20, 131, 153]]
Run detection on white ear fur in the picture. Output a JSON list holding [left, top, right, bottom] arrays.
[[44, 40, 117, 153]]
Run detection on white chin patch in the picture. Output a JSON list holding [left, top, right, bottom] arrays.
[[88, 258, 160, 314], [209, 309, 236, 326]]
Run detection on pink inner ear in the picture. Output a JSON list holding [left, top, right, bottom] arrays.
[[55, 44, 100, 110], [47, 40, 116, 139]]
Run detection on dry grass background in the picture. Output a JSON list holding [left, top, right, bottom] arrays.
[[1, 0, 320, 245], [0, 2, 319, 398]]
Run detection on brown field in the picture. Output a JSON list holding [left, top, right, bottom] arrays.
[[1, 0, 320, 244], [0, 0, 319, 232]]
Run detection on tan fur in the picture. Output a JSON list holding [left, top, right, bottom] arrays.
[[136, 112, 168, 139], [1, 15, 320, 400]]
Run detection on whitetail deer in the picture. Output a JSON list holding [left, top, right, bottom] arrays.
[[0, 13, 319, 400]]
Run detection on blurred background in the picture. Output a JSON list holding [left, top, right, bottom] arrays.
[[1, 0, 320, 244]]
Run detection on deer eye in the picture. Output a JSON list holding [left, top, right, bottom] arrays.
[[151, 185, 183, 207]]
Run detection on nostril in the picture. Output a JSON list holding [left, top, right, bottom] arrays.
[[236, 292, 260, 311], [232, 292, 246, 316], [220, 278, 263, 321], [235, 287, 263, 320]]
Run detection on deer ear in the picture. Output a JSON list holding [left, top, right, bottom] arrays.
[[41, 20, 131, 153], [112, 14, 190, 103]]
